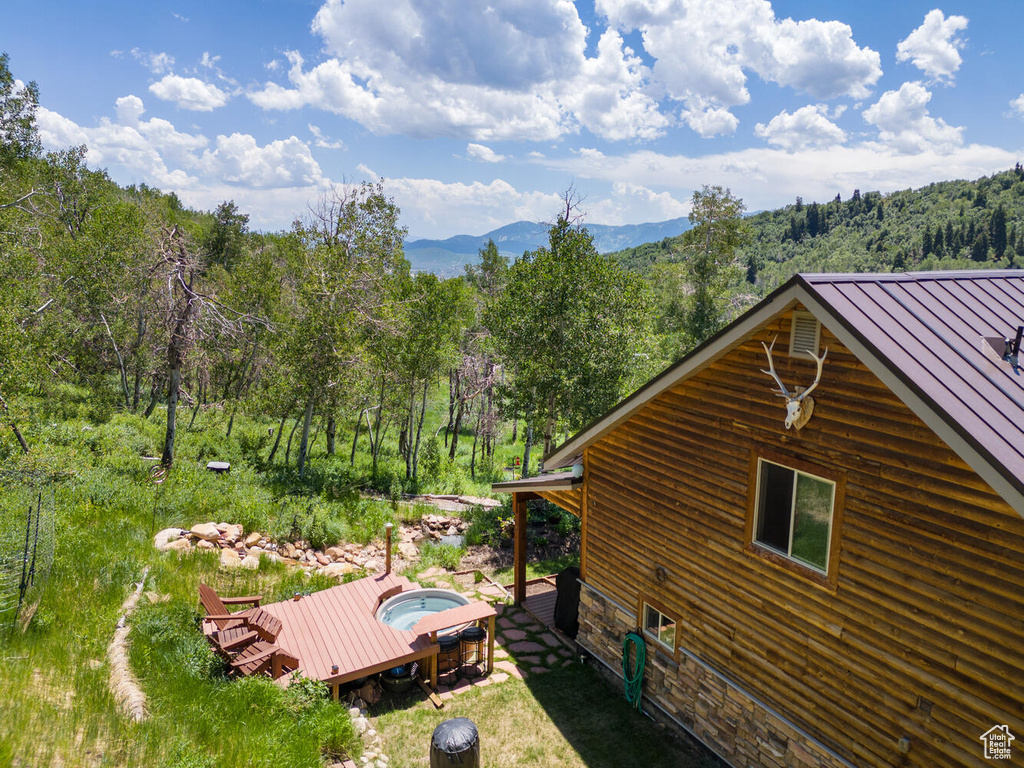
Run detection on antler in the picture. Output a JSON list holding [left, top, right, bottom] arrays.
[[760, 337, 791, 399], [794, 347, 828, 401]]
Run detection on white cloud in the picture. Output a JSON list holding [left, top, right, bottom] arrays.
[[682, 102, 740, 138], [897, 10, 968, 82], [248, 0, 668, 141], [467, 143, 506, 163], [201, 134, 324, 188], [755, 105, 846, 151], [598, 0, 881, 136], [149, 75, 229, 111], [1010, 94, 1024, 118], [130, 48, 175, 74], [308, 124, 347, 150], [862, 81, 962, 153]]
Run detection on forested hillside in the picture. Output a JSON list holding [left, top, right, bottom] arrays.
[[609, 166, 1024, 292]]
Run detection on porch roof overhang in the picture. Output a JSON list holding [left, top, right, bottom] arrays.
[[491, 470, 583, 494]]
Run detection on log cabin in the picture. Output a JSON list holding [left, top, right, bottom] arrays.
[[495, 271, 1024, 768]]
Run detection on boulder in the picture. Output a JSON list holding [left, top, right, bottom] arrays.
[[326, 546, 346, 560], [219, 548, 241, 568], [363, 559, 379, 571], [164, 537, 191, 553], [153, 528, 186, 551], [191, 523, 222, 543], [315, 552, 331, 566], [244, 532, 262, 547], [197, 540, 216, 550], [323, 562, 357, 579], [398, 543, 419, 561], [239, 555, 260, 570]]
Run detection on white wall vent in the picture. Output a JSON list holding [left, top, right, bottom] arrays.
[[789, 310, 821, 359]]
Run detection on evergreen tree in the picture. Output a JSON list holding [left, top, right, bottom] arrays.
[[991, 205, 1008, 260]]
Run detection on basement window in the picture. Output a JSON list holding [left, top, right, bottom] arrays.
[[642, 603, 677, 651], [754, 459, 836, 575]]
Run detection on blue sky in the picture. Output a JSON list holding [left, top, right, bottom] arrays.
[[6, 0, 1023, 239]]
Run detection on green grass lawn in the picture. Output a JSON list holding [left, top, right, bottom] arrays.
[[376, 665, 719, 768]]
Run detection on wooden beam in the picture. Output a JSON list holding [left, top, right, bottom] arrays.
[[487, 615, 495, 675], [514, 492, 528, 604], [429, 631, 439, 690]]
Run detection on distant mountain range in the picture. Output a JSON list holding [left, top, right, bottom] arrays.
[[405, 217, 693, 275]]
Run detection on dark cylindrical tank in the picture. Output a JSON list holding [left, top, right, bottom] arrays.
[[429, 717, 480, 767]]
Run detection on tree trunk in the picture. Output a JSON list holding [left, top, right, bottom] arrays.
[[0, 395, 29, 454], [445, 368, 457, 447], [101, 313, 131, 408], [522, 424, 533, 479], [411, 380, 428, 480], [448, 399, 466, 461], [470, 412, 481, 479], [188, 398, 201, 431], [268, 414, 287, 463], [404, 383, 415, 479], [297, 398, 315, 477], [350, 413, 362, 465], [143, 377, 161, 419], [543, 390, 556, 459], [326, 413, 336, 456], [284, 415, 301, 466], [160, 366, 181, 465], [511, 419, 517, 444]]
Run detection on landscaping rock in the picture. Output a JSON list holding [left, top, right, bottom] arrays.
[[219, 549, 241, 568], [280, 543, 298, 559], [315, 552, 331, 566], [326, 546, 346, 560], [190, 523, 221, 543], [244, 532, 262, 547], [323, 562, 358, 579], [363, 559, 379, 571], [398, 543, 419, 560], [153, 528, 186, 551], [196, 540, 215, 550], [239, 555, 260, 570]]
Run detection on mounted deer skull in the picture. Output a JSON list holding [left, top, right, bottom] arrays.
[[760, 336, 828, 430]]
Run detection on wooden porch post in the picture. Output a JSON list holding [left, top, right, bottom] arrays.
[[513, 492, 528, 604], [430, 631, 439, 690], [487, 615, 495, 675]]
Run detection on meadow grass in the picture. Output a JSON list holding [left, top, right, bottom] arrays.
[[0, 389, 672, 768]]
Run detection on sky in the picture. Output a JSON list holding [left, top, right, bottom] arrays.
[[5, 0, 1024, 240]]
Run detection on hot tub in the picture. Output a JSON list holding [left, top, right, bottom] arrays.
[[376, 588, 471, 632]]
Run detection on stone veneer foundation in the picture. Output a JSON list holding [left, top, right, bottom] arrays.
[[577, 582, 858, 768]]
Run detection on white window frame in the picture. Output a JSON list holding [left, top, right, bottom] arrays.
[[641, 602, 677, 651], [754, 458, 836, 575]]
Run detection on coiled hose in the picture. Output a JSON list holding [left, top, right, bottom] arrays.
[[622, 631, 646, 711]]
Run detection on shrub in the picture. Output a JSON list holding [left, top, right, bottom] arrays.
[[420, 542, 465, 571]]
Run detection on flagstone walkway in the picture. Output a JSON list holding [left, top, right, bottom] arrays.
[[434, 589, 575, 700]]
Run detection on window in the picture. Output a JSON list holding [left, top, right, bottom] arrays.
[[642, 603, 676, 650], [754, 459, 836, 574]]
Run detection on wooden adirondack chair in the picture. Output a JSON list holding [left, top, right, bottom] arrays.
[[198, 583, 283, 642], [204, 621, 298, 680], [230, 640, 300, 679]]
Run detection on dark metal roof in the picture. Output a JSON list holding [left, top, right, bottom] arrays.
[[801, 270, 1024, 501], [544, 270, 1024, 516]]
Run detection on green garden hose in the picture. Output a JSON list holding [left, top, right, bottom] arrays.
[[622, 631, 646, 711]]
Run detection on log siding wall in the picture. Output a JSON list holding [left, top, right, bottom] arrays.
[[580, 312, 1024, 768]]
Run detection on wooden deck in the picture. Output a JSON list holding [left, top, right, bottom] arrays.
[[261, 573, 439, 698]]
